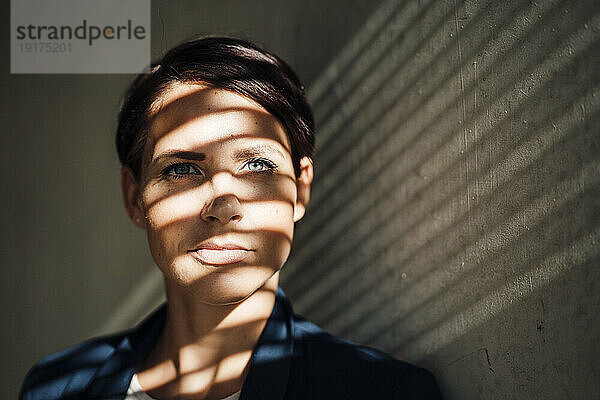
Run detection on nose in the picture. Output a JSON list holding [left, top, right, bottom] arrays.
[[201, 194, 243, 224]]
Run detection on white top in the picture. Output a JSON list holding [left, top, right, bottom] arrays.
[[125, 373, 241, 400]]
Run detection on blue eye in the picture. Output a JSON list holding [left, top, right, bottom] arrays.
[[245, 158, 277, 172], [162, 163, 201, 180]]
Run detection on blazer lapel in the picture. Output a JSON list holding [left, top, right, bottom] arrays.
[[84, 304, 167, 399], [83, 287, 294, 400], [240, 287, 294, 400]]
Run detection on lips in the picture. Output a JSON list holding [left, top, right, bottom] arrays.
[[188, 241, 253, 265]]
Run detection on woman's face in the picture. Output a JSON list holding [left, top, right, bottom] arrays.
[[122, 83, 312, 305]]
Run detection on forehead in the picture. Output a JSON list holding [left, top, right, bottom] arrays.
[[146, 83, 291, 159]]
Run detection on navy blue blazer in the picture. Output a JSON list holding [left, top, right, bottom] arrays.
[[19, 287, 442, 399]]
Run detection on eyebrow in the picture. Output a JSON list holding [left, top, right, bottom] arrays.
[[151, 150, 206, 165], [151, 145, 287, 165], [232, 145, 287, 161]]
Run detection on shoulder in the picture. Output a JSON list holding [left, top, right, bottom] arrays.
[[18, 331, 127, 400], [19, 303, 166, 400], [290, 316, 442, 399]]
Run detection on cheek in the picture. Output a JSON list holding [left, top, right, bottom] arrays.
[[141, 187, 205, 265], [245, 200, 295, 268], [143, 184, 206, 229], [245, 179, 297, 242], [144, 218, 182, 270], [246, 200, 294, 231]]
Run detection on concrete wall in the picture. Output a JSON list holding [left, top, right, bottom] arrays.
[[282, 0, 600, 398], [2, 0, 598, 399]]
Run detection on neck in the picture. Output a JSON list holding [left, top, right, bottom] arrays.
[[138, 273, 279, 399]]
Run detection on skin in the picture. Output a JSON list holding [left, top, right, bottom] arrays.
[[121, 83, 313, 399]]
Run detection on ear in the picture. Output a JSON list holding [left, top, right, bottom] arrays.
[[120, 167, 146, 229], [293, 157, 314, 222]]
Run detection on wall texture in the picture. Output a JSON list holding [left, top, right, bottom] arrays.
[[1, 0, 598, 399], [282, 0, 600, 398]]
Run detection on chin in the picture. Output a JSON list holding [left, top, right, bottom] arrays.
[[170, 264, 279, 305]]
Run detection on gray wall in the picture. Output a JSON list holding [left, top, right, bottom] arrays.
[[282, 0, 600, 398], [2, 0, 598, 399]]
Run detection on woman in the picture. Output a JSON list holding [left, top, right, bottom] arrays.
[[19, 37, 442, 400]]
